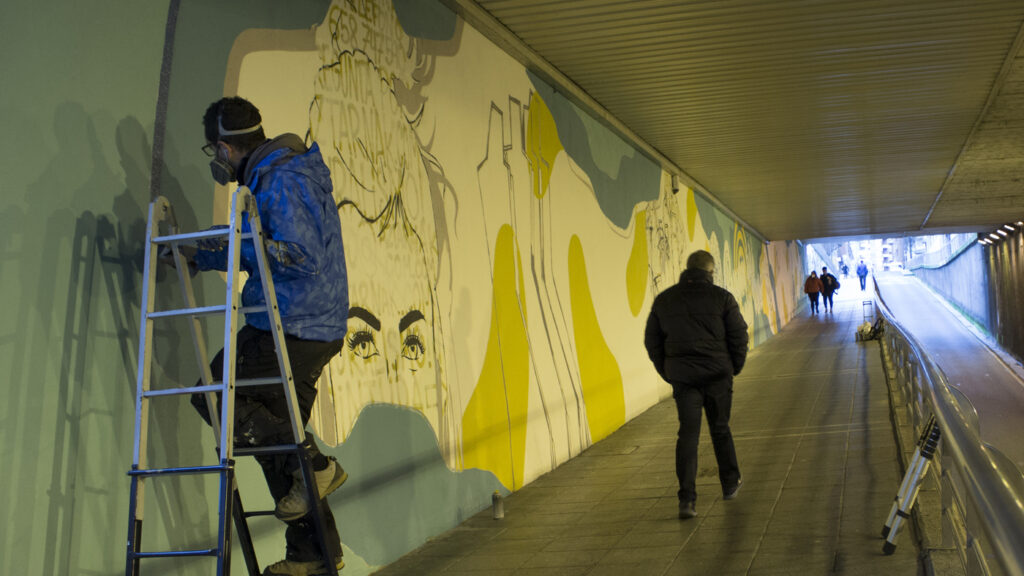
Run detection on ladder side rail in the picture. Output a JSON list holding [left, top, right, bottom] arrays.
[[242, 188, 304, 444], [167, 220, 224, 444], [218, 190, 248, 460], [211, 189, 249, 576], [230, 480, 262, 576], [126, 196, 170, 575], [216, 465, 235, 576], [131, 197, 170, 469], [244, 188, 341, 574]]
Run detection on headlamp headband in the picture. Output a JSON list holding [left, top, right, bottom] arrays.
[[218, 116, 262, 137]]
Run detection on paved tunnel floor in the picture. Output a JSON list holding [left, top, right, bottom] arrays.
[[372, 293, 921, 575]]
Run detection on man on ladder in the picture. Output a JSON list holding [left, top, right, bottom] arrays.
[[185, 96, 349, 575]]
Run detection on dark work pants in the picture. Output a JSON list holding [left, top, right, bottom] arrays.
[[807, 292, 819, 313], [191, 324, 343, 562], [673, 378, 740, 503], [822, 291, 834, 310]]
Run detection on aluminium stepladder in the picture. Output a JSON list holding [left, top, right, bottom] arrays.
[[881, 414, 941, 554], [125, 187, 341, 575]]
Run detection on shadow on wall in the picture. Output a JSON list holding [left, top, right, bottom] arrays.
[[3, 101, 122, 576], [0, 102, 232, 575]]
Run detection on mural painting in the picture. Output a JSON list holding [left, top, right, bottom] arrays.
[[215, 0, 807, 571]]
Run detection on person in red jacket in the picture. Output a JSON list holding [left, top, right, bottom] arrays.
[[804, 271, 824, 314]]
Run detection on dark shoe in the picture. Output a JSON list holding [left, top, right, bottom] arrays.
[[723, 478, 743, 500], [262, 555, 344, 575], [678, 501, 696, 519]]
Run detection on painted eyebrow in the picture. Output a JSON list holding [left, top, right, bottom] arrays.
[[398, 310, 425, 333], [348, 306, 381, 331]]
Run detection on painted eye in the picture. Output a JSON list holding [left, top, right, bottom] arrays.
[[401, 334, 424, 362], [347, 330, 379, 359]]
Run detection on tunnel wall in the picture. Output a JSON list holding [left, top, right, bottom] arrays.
[[984, 232, 1024, 363], [0, 1, 807, 573], [911, 242, 992, 334]]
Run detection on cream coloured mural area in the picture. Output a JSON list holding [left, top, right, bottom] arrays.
[[231, 0, 804, 496]]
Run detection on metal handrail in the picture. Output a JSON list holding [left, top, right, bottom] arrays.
[[872, 279, 1024, 575]]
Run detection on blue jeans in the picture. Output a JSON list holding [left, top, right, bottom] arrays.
[[673, 378, 740, 503]]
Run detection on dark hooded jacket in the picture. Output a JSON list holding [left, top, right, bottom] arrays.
[[644, 268, 749, 388]]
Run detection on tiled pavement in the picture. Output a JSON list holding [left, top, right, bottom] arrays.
[[373, 293, 922, 575]]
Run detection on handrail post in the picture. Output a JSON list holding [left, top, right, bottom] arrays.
[[908, 358, 922, 435], [940, 449, 954, 550]]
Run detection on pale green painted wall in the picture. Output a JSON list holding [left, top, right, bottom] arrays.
[[1, 3, 170, 574]]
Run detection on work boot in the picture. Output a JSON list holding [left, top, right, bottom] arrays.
[[262, 556, 344, 575], [678, 501, 696, 519], [275, 458, 348, 521]]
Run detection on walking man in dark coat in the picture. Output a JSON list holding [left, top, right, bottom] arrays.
[[644, 250, 749, 519]]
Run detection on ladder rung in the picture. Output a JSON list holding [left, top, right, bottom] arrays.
[[142, 378, 279, 400], [129, 464, 229, 477], [236, 444, 300, 458], [148, 305, 227, 319], [240, 305, 268, 314], [131, 549, 218, 559], [244, 510, 276, 518], [219, 377, 283, 388], [152, 229, 254, 245], [143, 384, 221, 398]]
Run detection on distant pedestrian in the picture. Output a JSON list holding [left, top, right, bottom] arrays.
[[804, 271, 823, 314], [856, 260, 869, 291], [644, 250, 748, 520], [820, 267, 840, 312]]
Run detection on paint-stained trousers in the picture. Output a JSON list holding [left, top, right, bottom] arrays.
[[673, 378, 740, 504], [191, 324, 343, 563]]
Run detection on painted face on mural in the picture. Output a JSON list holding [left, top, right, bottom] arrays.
[[334, 204, 440, 432]]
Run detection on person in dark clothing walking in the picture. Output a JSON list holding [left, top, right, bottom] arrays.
[[804, 271, 823, 314], [179, 97, 348, 576], [644, 250, 749, 519], [820, 266, 840, 312], [856, 260, 869, 290]]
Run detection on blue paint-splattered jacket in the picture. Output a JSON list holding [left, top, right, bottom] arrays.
[[194, 135, 348, 342]]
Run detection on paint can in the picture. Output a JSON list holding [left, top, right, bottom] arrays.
[[492, 491, 504, 519]]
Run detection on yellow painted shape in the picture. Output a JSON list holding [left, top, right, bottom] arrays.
[[686, 188, 698, 243], [733, 223, 749, 272], [526, 91, 564, 199], [462, 225, 530, 489], [517, 240, 526, 327], [761, 276, 777, 334], [626, 211, 648, 316], [568, 235, 625, 443]]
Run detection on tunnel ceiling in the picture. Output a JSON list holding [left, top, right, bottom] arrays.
[[451, 0, 1024, 241]]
